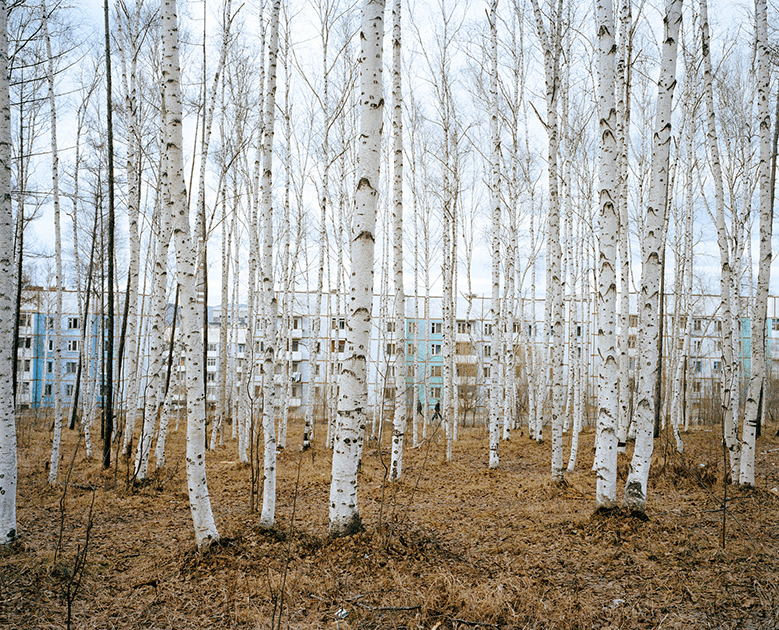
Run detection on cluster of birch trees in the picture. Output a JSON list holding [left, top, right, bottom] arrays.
[[0, 0, 776, 547]]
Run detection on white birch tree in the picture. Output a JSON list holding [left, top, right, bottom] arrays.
[[739, 0, 771, 487], [488, 0, 500, 470], [389, 0, 407, 481], [329, 0, 384, 536], [529, 0, 565, 480], [0, 0, 15, 545], [42, 0, 63, 486], [160, 0, 219, 548], [259, 0, 281, 529], [700, 0, 738, 479], [624, 0, 682, 513], [594, 0, 619, 509]]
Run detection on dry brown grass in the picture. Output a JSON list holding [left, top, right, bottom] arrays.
[[2, 411, 779, 629]]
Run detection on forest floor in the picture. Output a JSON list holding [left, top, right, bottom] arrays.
[[2, 412, 779, 630]]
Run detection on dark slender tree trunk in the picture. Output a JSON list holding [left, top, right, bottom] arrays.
[[103, 0, 116, 469], [68, 211, 98, 431], [11, 78, 24, 403]]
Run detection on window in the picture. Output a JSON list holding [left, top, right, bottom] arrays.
[[314, 364, 320, 376], [292, 339, 300, 352], [237, 343, 245, 353], [431, 322, 442, 334], [388, 366, 395, 377], [629, 314, 638, 327], [65, 384, 74, 397], [527, 324, 533, 337], [715, 319, 722, 332], [44, 383, 52, 396], [22, 382, 30, 394], [332, 317, 345, 330], [694, 340, 701, 354], [386, 343, 395, 355], [19, 336, 31, 349], [66, 361, 78, 374], [629, 359, 634, 370], [207, 357, 217, 367], [484, 366, 491, 378], [314, 386, 321, 397], [713, 360, 721, 372], [430, 365, 442, 377], [331, 339, 346, 353], [484, 345, 491, 356], [484, 323, 493, 336], [208, 343, 217, 352], [513, 322, 521, 334], [692, 381, 701, 393], [695, 361, 702, 373], [407, 342, 415, 355], [23, 359, 30, 372], [456, 365, 476, 378], [68, 317, 80, 330], [455, 342, 472, 355], [18, 313, 31, 327], [293, 361, 301, 373], [291, 385, 300, 398], [384, 387, 396, 399], [256, 341, 264, 352], [67, 339, 79, 352], [387, 321, 396, 333], [431, 343, 442, 356], [316, 342, 321, 353], [457, 321, 471, 334], [206, 373, 216, 382], [693, 318, 702, 332], [430, 386, 441, 400], [576, 325, 582, 337], [408, 322, 417, 335], [293, 317, 301, 330], [628, 335, 636, 349], [47, 361, 53, 374], [47, 316, 55, 329]]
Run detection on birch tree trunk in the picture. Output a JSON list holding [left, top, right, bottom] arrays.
[[42, 0, 63, 486], [616, 0, 633, 452], [0, 0, 15, 544], [594, 0, 619, 509], [329, 0, 384, 536], [529, 0, 565, 481], [701, 0, 737, 478], [389, 0, 407, 481], [739, 0, 771, 487], [624, 0, 681, 513], [259, 0, 281, 528], [488, 0, 501, 470], [161, 0, 219, 548], [117, 3, 143, 458]]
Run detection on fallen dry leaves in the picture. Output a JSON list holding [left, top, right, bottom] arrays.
[[2, 412, 778, 629]]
